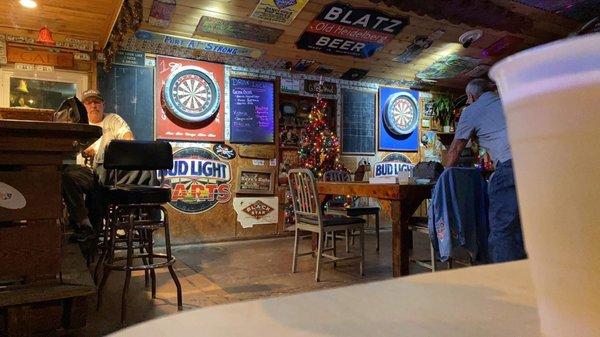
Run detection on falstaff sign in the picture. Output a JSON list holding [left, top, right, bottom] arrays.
[[134, 30, 264, 59], [162, 147, 232, 214], [296, 2, 409, 58]]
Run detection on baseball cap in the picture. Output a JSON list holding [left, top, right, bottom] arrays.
[[82, 89, 104, 102]]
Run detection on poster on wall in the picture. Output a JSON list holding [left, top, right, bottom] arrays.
[[233, 197, 279, 228], [378, 87, 420, 152], [161, 146, 232, 214], [229, 77, 275, 143], [250, 0, 309, 25], [296, 2, 409, 58], [156, 56, 225, 141]]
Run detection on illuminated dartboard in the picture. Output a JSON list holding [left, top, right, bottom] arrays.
[[383, 92, 419, 135], [163, 66, 220, 123]]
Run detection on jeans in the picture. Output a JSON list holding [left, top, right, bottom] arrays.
[[488, 160, 526, 262], [61, 165, 107, 231]]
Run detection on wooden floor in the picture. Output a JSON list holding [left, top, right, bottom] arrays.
[[86, 228, 445, 336]]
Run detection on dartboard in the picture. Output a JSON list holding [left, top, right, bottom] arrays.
[[163, 66, 220, 123], [383, 92, 419, 135]]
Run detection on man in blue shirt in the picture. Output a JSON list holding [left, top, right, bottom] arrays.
[[444, 78, 526, 263]]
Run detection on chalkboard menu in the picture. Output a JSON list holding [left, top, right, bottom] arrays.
[[341, 88, 376, 154], [97, 64, 154, 141], [229, 77, 275, 143]]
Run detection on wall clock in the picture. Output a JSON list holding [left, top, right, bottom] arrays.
[[163, 65, 220, 123], [383, 92, 419, 135]]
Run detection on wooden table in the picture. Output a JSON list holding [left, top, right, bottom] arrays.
[[110, 260, 540, 337], [317, 181, 432, 277]]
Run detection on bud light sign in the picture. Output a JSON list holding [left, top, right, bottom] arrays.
[[162, 147, 232, 213], [374, 153, 414, 177]]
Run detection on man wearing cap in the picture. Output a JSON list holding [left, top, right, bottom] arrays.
[[62, 89, 133, 241]]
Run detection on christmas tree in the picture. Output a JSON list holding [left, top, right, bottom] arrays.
[[298, 88, 346, 179]]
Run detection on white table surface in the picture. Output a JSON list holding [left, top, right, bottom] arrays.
[[111, 260, 540, 337]]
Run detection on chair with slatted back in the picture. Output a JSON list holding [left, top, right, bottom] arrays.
[[288, 169, 365, 281], [323, 170, 381, 252]]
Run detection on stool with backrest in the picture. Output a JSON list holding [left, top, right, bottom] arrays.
[[288, 169, 365, 281], [96, 140, 182, 324], [323, 170, 381, 252]]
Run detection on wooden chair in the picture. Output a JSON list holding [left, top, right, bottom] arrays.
[[288, 169, 365, 282], [322, 170, 381, 252]]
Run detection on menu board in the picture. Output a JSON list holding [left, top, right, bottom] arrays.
[[229, 77, 275, 143], [341, 88, 376, 154]]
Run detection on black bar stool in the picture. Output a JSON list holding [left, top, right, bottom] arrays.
[[96, 140, 182, 324]]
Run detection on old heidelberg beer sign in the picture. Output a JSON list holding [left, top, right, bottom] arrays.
[[296, 2, 409, 58], [161, 147, 232, 213]]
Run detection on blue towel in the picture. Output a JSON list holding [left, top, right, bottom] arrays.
[[428, 168, 489, 263]]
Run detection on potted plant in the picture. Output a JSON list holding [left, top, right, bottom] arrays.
[[431, 95, 453, 133]]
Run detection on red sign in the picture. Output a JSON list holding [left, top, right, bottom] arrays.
[[155, 56, 225, 141]]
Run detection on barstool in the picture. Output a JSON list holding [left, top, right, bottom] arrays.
[[95, 140, 182, 324]]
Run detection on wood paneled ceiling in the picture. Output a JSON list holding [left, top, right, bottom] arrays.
[[0, 0, 584, 89], [0, 0, 123, 48], [135, 0, 579, 89]]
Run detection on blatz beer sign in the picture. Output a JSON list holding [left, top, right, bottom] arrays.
[[296, 2, 409, 58], [162, 147, 232, 213]]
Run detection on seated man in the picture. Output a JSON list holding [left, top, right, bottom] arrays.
[[62, 89, 133, 241]]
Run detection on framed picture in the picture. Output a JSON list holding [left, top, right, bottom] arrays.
[[236, 167, 276, 195]]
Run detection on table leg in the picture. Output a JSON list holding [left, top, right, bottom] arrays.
[[391, 200, 409, 277]]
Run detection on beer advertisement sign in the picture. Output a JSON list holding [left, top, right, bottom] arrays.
[[296, 2, 409, 58], [162, 146, 232, 213]]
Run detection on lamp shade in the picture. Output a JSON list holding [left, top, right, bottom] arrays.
[[36, 26, 55, 45]]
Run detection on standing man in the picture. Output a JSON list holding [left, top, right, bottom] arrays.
[[443, 78, 526, 263], [62, 89, 134, 241]]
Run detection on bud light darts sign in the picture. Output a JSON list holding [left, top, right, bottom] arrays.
[[161, 147, 232, 213], [374, 153, 415, 177]]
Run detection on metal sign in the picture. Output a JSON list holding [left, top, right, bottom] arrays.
[[149, 0, 176, 28], [416, 55, 481, 80], [162, 147, 232, 214], [296, 2, 409, 58], [374, 153, 415, 177], [393, 30, 445, 64], [134, 30, 264, 59], [195, 16, 284, 44], [114, 50, 146, 67], [251, 0, 309, 25]]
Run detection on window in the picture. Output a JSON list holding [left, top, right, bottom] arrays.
[[0, 67, 87, 109]]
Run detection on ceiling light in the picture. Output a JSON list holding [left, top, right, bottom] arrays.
[[19, 0, 37, 8]]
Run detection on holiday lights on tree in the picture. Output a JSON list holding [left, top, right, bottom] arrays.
[[298, 80, 346, 178]]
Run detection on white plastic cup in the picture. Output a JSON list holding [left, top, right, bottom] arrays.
[[490, 34, 600, 337]]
